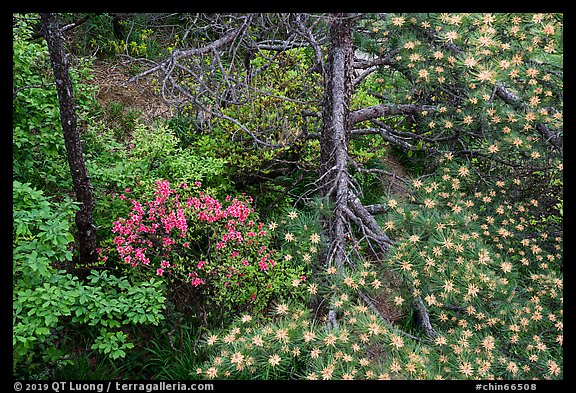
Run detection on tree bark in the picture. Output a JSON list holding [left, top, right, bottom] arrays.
[[319, 14, 395, 269], [319, 13, 356, 269], [318, 14, 433, 338], [40, 13, 98, 267]]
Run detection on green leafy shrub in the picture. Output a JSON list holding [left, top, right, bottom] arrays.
[[13, 180, 167, 378], [13, 15, 98, 194], [81, 120, 234, 249]]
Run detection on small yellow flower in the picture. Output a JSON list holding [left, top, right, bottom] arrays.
[[205, 367, 218, 379], [390, 360, 402, 373], [310, 347, 321, 359], [252, 335, 264, 347], [392, 16, 405, 26], [307, 283, 318, 295], [321, 364, 334, 380], [303, 331, 316, 342], [275, 329, 289, 342], [500, 261, 513, 273], [275, 303, 289, 315], [367, 322, 381, 336], [459, 361, 474, 378], [390, 334, 404, 349], [268, 354, 281, 367], [343, 276, 356, 287], [230, 352, 244, 365], [324, 333, 338, 346]]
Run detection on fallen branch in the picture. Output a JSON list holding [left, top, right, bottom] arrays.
[[358, 290, 433, 344], [413, 296, 437, 338]]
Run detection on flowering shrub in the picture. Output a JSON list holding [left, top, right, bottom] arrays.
[[101, 179, 309, 316]]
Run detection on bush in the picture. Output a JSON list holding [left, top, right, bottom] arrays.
[[13, 181, 167, 378], [99, 179, 312, 321], [191, 159, 563, 380]]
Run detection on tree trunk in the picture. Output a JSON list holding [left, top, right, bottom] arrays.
[[40, 13, 98, 267], [319, 14, 393, 268], [318, 14, 433, 337], [111, 13, 127, 41], [319, 13, 356, 269]]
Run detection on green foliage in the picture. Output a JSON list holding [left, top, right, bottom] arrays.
[[13, 180, 167, 377], [90, 330, 134, 360], [13, 15, 98, 194], [379, 160, 562, 379], [14, 267, 167, 376], [70, 14, 165, 60], [192, 159, 562, 380], [81, 120, 234, 245], [99, 99, 141, 141], [130, 124, 230, 193], [13, 181, 77, 276], [143, 324, 204, 379], [54, 350, 123, 380]]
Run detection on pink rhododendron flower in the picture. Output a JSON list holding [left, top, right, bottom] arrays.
[[103, 179, 284, 306]]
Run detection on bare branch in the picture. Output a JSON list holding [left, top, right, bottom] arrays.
[[413, 297, 437, 338], [350, 104, 437, 124], [126, 17, 250, 84], [294, 13, 326, 75], [32, 13, 92, 39]]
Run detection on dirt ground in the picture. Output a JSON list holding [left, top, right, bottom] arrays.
[[90, 60, 173, 124]]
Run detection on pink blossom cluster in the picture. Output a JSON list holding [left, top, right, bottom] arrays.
[[103, 179, 276, 292]]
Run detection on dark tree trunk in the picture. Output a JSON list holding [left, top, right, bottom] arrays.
[[319, 14, 393, 269], [40, 13, 98, 267], [319, 13, 356, 269], [111, 13, 126, 41], [317, 15, 435, 337]]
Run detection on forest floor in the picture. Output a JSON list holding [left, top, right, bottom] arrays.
[[90, 60, 173, 124]]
